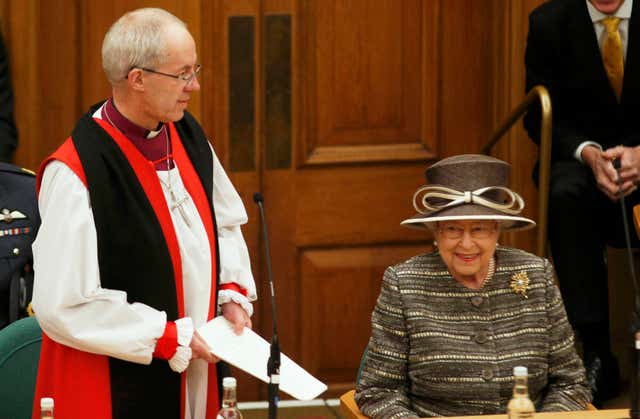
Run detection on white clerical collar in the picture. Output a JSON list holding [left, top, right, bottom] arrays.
[[147, 126, 164, 139], [587, 0, 633, 23]]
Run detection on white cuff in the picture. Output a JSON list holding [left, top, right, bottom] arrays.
[[218, 289, 254, 317], [168, 345, 192, 373], [575, 141, 602, 163], [168, 317, 194, 373], [175, 317, 194, 346]]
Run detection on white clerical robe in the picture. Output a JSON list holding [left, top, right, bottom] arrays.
[[32, 133, 256, 419]]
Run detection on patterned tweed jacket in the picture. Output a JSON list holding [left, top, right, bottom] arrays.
[[355, 247, 590, 418]]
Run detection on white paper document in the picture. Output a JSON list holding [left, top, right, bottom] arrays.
[[198, 317, 328, 400]]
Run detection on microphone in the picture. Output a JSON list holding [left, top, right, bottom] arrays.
[[612, 159, 640, 418], [253, 192, 280, 419]]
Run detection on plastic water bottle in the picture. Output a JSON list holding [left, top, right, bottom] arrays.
[[507, 366, 535, 418], [216, 377, 243, 419], [40, 397, 54, 419]]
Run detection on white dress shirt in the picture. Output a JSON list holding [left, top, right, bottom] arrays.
[[575, 0, 633, 162]]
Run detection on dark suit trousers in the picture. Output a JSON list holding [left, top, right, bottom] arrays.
[[548, 161, 640, 354]]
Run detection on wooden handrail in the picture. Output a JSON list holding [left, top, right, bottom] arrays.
[[482, 85, 552, 257]]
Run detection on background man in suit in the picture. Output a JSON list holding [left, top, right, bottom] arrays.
[[524, 0, 640, 406], [0, 163, 38, 330]]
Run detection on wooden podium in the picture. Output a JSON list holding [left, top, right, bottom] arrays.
[[340, 390, 630, 419]]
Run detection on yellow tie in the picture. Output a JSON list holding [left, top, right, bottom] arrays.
[[602, 16, 624, 101]]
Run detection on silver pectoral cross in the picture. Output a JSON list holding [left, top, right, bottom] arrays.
[[169, 189, 192, 227]]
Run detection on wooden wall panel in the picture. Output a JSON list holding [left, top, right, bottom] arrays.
[[439, 0, 495, 157], [300, 244, 431, 396], [300, 0, 435, 166], [0, 1, 81, 171], [2, 1, 40, 170], [36, 2, 80, 161], [294, 165, 428, 247]]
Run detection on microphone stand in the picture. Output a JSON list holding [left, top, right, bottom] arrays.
[[613, 160, 640, 419], [253, 193, 280, 419]]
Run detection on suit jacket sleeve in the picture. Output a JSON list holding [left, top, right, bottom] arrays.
[[524, 9, 591, 161], [355, 267, 420, 418], [540, 259, 592, 411]]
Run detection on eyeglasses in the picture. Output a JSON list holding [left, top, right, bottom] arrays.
[[437, 222, 498, 240], [138, 64, 202, 84]]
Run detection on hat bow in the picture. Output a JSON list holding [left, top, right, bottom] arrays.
[[412, 185, 524, 215]]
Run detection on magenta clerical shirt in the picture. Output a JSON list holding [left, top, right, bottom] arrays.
[[101, 98, 175, 170]]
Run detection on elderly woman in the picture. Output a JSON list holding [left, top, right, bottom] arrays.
[[355, 155, 590, 417]]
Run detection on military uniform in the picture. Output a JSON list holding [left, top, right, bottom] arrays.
[[0, 162, 39, 329]]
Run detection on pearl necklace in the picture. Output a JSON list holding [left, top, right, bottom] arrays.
[[480, 256, 496, 289]]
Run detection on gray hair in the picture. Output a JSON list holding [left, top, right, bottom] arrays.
[[102, 8, 187, 85]]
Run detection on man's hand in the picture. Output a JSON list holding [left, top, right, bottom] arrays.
[[190, 330, 219, 363], [222, 301, 252, 335], [582, 145, 630, 200], [602, 145, 640, 197]]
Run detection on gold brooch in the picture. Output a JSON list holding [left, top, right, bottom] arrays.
[[510, 271, 530, 299]]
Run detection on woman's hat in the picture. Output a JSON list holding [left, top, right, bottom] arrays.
[[401, 154, 536, 231]]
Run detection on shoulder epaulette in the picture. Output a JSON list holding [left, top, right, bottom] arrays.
[[0, 162, 36, 177], [20, 167, 35, 176]]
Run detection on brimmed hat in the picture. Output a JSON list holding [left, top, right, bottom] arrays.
[[401, 154, 536, 231]]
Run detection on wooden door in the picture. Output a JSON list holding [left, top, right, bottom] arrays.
[[286, 0, 436, 398], [210, 0, 504, 400]]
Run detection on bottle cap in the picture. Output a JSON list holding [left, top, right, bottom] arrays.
[[513, 366, 528, 376], [40, 397, 54, 409], [223, 377, 237, 388]]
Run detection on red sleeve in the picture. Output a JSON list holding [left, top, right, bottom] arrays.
[[153, 321, 178, 360], [219, 282, 248, 297]]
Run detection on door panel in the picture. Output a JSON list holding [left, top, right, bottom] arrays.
[[300, 244, 431, 395], [301, 0, 436, 166]]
